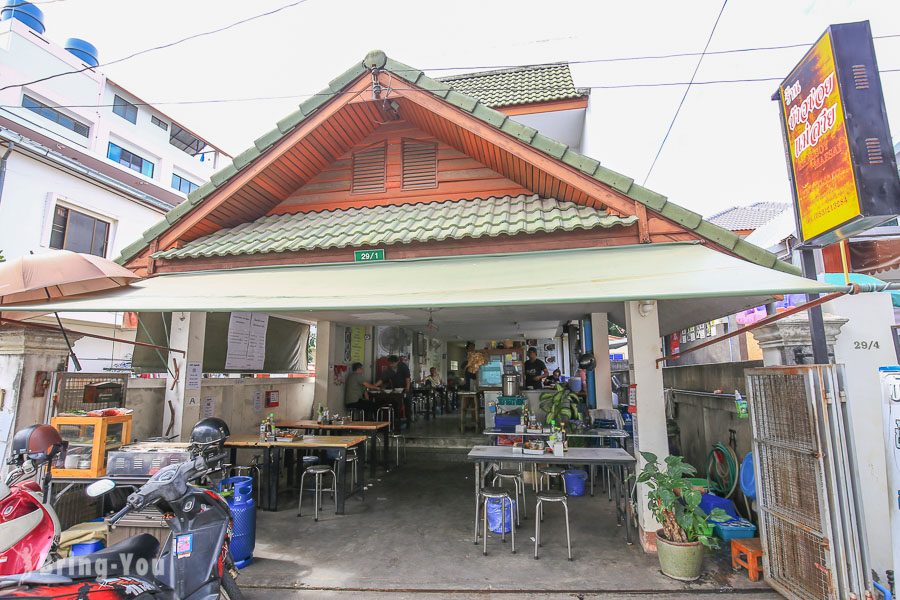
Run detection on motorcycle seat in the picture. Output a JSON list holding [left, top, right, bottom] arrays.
[[43, 533, 160, 580]]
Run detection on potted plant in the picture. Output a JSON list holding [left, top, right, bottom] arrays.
[[636, 451, 729, 581], [538, 384, 583, 428]]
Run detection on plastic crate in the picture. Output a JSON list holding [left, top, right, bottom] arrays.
[[714, 518, 757, 541]]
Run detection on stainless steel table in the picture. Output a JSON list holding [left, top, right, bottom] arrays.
[[466, 445, 636, 544], [482, 428, 629, 445]]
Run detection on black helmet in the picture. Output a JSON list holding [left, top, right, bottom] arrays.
[[190, 418, 230, 448], [9, 425, 66, 466], [578, 352, 597, 371]]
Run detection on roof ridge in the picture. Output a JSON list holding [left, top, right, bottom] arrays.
[[122, 50, 796, 276], [438, 62, 574, 81]]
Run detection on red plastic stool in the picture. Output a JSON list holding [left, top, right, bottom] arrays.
[[731, 538, 763, 581]]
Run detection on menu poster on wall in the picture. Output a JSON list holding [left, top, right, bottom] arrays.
[[201, 396, 215, 419], [186, 362, 202, 390], [225, 312, 269, 371], [536, 338, 560, 368], [349, 326, 366, 363]]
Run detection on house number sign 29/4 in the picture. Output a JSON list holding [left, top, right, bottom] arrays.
[[853, 340, 880, 350], [354, 249, 385, 262]]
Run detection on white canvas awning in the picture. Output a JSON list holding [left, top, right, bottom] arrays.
[[1, 243, 844, 335]]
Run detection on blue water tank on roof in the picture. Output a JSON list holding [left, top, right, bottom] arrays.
[[64, 38, 99, 67], [1, 1, 45, 34]]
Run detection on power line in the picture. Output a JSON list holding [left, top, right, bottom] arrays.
[[421, 33, 900, 72], [642, 0, 728, 186], [1, 68, 898, 111], [0, 0, 311, 93]]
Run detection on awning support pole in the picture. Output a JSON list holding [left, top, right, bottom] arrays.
[[657, 290, 847, 366], [0, 316, 186, 355]]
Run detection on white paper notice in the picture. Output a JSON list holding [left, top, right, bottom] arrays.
[[186, 362, 202, 390], [252, 390, 263, 413], [225, 312, 269, 371], [201, 396, 215, 419]]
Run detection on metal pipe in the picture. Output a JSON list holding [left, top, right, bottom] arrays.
[[657, 291, 848, 365], [0, 316, 185, 354], [0, 141, 14, 210]]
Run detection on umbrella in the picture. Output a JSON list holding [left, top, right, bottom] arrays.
[[0, 250, 139, 370]]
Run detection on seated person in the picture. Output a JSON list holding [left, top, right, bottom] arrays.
[[344, 362, 380, 418], [545, 368, 562, 386], [424, 366, 442, 387]]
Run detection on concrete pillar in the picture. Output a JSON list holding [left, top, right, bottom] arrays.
[[751, 312, 847, 366], [162, 312, 206, 441], [0, 325, 70, 469], [624, 300, 669, 550], [591, 312, 613, 409], [825, 293, 894, 575], [313, 320, 334, 412]]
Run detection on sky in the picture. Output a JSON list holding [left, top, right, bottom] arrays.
[[33, 0, 900, 217]]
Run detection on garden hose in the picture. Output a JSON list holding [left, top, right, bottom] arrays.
[[706, 443, 739, 498]]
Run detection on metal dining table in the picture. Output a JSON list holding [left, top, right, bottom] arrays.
[[466, 445, 637, 544], [277, 420, 391, 476], [225, 434, 367, 514], [482, 428, 629, 448]]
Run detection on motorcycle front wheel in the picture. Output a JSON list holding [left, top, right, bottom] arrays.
[[220, 572, 245, 600]]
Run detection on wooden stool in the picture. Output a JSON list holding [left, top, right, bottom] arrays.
[[731, 538, 763, 581], [458, 392, 480, 433]]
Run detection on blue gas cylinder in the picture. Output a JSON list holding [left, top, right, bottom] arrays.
[[219, 476, 255, 568]]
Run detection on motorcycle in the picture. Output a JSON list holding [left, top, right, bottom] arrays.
[[0, 425, 65, 576], [0, 418, 244, 599]]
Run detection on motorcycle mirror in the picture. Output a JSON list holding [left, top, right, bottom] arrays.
[[85, 478, 116, 497]]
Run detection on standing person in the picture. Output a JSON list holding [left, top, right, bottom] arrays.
[[395, 356, 412, 428], [344, 362, 379, 419], [461, 342, 478, 390], [523, 347, 549, 389]]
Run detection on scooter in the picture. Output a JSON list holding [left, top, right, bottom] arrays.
[[0, 431, 243, 599], [0, 433, 63, 575]]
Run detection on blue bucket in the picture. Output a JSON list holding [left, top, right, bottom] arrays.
[[486, 497, 516, 534], [564, 469, 587, 496], [220, 476, 253, 504]]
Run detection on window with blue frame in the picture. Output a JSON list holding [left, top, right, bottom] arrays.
[[107, 142, 154, 178], [171, 173, 199, 194], [22, 95, 90, 137]]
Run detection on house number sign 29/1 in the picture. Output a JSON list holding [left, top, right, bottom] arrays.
[[354, 249, 385, 262]]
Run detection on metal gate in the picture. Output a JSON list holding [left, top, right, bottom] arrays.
[[746, 366, 867, 600]]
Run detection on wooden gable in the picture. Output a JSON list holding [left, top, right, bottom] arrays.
[[270, 120, 530, 215]]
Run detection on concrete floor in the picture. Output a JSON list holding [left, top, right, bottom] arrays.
[[237, 453, 776, 598]]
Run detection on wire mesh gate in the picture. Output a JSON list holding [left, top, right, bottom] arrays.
[[746, 366, 868, 600]]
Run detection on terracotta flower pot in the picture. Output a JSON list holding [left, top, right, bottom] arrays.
[[655, 529, 705, 581]]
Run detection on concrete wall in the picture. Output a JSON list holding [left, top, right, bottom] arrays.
[[663, 361, 762, 514], [126, 377, 315, 440], [825, 292, 896, 575]]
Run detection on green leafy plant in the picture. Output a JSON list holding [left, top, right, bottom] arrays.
[[539, 384, 582, 426], [636, 451, 730, 549]]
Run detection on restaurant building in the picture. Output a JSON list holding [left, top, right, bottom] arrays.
[[4, 50, 841, 550]]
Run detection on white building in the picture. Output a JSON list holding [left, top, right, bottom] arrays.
[[0, 7, 229, 371]]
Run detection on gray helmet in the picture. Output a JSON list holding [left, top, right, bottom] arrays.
[[190, 418, 230, 448]]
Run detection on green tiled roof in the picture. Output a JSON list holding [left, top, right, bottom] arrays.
[[153, 195, 637, 260], [437, 63, 588, 108], [118, 49, 797, 276]]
